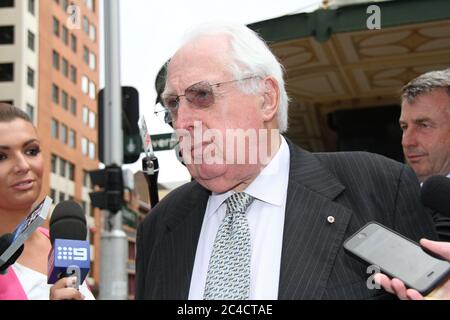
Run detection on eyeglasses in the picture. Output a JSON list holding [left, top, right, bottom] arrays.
[[154, 76, 258, 124]]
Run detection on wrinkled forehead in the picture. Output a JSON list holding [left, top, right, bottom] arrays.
[[164, 35, 233, 94]]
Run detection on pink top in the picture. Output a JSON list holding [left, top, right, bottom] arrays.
[[0, 227, 49, 300]]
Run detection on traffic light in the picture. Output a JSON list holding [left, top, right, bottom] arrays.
[[89, 165, 124, 213], [98, 86, 142, 164]]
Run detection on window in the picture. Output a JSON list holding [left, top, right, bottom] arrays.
[[51, 154, 57, 173], [69, 129, 76, 148], [85, 0, 95, 12], [0, 0, 14, 8], [27, 67, 34, 88], [81, 137, 88, 155], [52, 84, 59, 104], [81, 201, 87, 215], [62, 58, 68, 77], [88, 111, 96, 129], [81, 75, 88, 94], [61, 90, 68, 110], [0, 63, 13, 82], [60, 124, 67, 144], [83, 16, 89, 34], [83, 170, 90, 187], [26, 103, 34, 123], [28, 0, 34, 15], [88, 141, 96, 160], [59, 192, 65, 203], [89, 52, 96, 70], [70, 34, 76, 52], [50, 189, 56, 201], [53, 17, 60, 37], [70, 97, 76, 115], [89, 81, 96, 100], [0, 26, 14, 45], [62, 26, 68, 45], [52, 50, 60, 70], [83, 46, 89, 64], [59, 158, 66, 177], [70, 65, 76, 83], [62, 0, 68, 11], [82, 106, 89, 124], [27, 30, 34, 51], [51, 119, 59, 139], [89, 24, 96, 42], [68, 162, 75, 181]]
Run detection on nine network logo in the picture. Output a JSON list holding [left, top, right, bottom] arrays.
[[57, 246, 88, 261]]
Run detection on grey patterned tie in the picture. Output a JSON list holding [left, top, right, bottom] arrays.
[[203, 192, 255, 300]]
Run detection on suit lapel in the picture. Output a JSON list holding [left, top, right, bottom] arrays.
[[278, 142, 353, 299], [154, 142, 354, 299], [158, 183, 210, 299]]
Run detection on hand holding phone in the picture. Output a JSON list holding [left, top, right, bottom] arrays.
[[344, 222, 450, 296], [375, 239, 450, 300]]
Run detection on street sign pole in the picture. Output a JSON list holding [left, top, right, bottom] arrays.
[[99, 0, 128, 300]]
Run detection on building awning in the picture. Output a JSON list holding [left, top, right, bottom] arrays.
[[248, 0, 450, 151]]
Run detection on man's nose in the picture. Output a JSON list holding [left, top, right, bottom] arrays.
[[173, 98, 196, 132], [402, 128, 417, 149]]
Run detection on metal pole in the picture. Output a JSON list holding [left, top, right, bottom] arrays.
[[100, 0, 128, 300]]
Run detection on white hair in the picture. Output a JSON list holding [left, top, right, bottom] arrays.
[[177, 22, 290, 133]]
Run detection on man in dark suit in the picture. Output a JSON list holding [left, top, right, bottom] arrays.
[[136, 23, 437, 300]]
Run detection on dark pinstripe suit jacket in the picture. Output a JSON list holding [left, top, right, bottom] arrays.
[[136, 141, 438, 300]]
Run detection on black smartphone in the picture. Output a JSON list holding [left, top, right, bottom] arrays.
[[344, 221, 450, 295]]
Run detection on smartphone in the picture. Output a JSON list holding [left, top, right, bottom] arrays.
[[344, 221, 450, 295], [0, 196, 53, 265]]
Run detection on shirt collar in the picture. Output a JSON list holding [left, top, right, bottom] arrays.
[[207, 136, 290, 215]]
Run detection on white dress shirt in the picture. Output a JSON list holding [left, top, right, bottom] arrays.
[[12, 263, 95, 300], [188, 136, 290, 300]]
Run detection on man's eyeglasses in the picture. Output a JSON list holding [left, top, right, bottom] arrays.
[[154, 76, 258, 124]]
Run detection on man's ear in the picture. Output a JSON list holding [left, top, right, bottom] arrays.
[[261, 77, 279, 122]]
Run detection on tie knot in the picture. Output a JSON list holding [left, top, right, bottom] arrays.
[[226, 192, 255, 214]]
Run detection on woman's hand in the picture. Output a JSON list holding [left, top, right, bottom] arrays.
[[49, 276, 85, 300]]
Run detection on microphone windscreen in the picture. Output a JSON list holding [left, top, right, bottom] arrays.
[[49, 201, 87, 244], [421, 175, 450, 218], [0, 233, 24, 272], [0, 233, 11, 255]]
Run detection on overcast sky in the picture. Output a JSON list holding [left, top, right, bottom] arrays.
[[113, 0, 322, 184]]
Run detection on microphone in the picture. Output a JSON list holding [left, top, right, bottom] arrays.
[[47, 201, 90, 290], [0, 234, 24, 273], [421, 175, 450, 218], [1, 196, 52, 273]]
